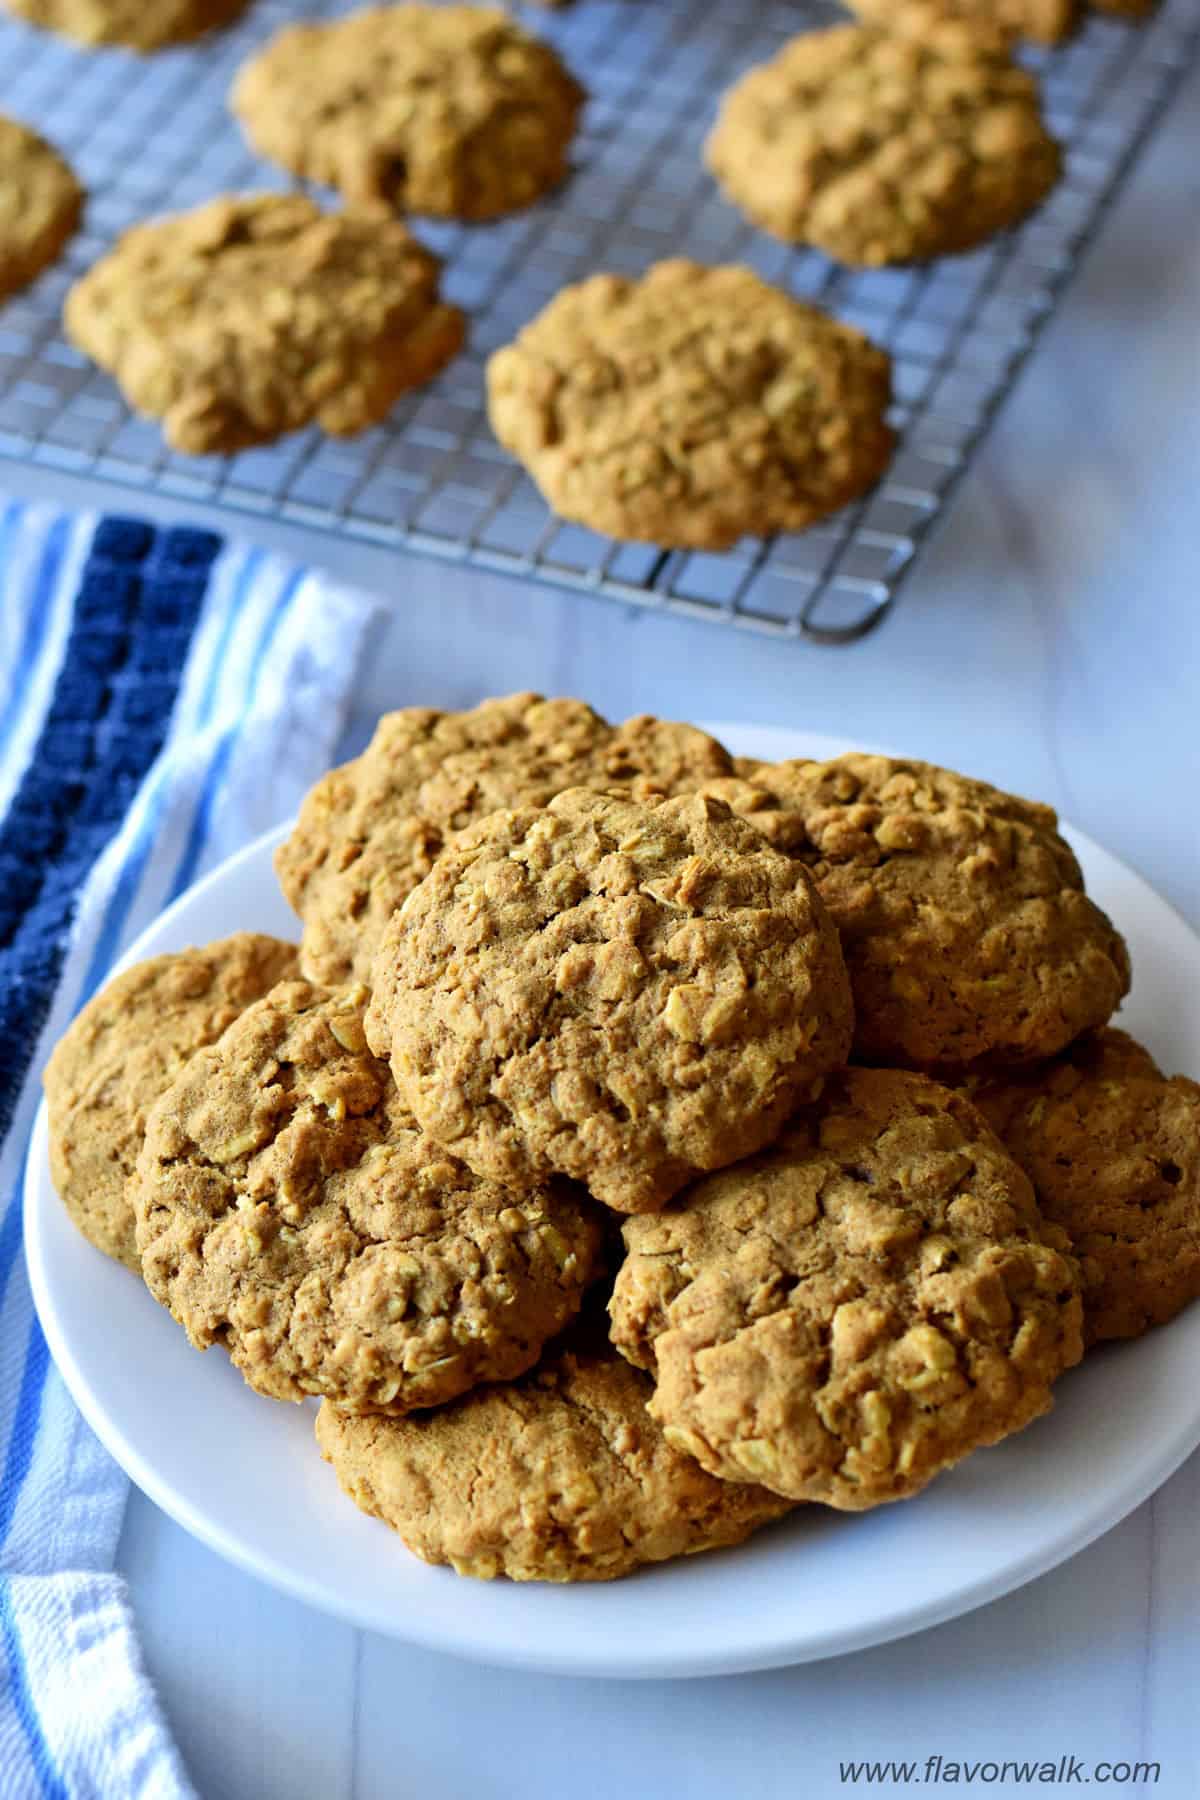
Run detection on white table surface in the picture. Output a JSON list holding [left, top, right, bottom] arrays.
[[99, 61, 1200, 1800]]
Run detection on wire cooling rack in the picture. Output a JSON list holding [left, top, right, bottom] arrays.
[[0, 0, 1197, 641]]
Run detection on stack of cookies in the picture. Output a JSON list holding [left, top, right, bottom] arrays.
[[44, 696, 1200, 1582]]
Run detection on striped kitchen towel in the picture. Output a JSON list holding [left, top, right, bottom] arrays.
[[0, 501, 382, 1798]]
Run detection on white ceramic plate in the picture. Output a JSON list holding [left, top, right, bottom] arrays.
[[24, 725, 1200, 1679]]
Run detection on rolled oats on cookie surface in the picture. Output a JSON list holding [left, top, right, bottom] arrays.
[[707, 10, 1061, 266], [44, 934, 299, 1270], [133, 980, 604, 1413], [65, 194, 464, 455], [697, 752, 1130, 1071], [487, 261, 894, 549], [276, 693, 735, 987], [969, 1029, 1200, 1345], [366, 785, 854, 1214], [316, 1327, 794, 1581], [232, 5, 584, 221], [611, 1067, 1083, 1510]]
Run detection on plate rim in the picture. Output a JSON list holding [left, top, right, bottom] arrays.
[[23, 722, 1200, 1678]]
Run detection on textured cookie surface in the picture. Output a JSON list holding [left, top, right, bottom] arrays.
[[43, 934, 299, 1271], [704, 753, 1130, 1070], [487, 260, 894, 550], [366, 786, 854, 1214], [64, 194, 464, 455], [134, 981, 603, 1411], [0, 115, 82, 304], [707, 13, 1061, 266], [233, 6, 584, 222], [846, 0, 1078, 45], [316, 1336, 793, 1581], [611, 1067, 1083, 1510], [970, 1030, 1200, 1345], [276, 693, 735, 987], [3, 0, 247, 48]]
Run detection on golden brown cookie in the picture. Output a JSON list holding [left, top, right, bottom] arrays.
[[846, 0, 1078, 45], [610, 1067, 1083, 1511], [64, 194, 464, 456], [275, 693, 735, 988], [133, 980, 604, 1412], [315, 1334, 793, 1581], [365, 786, 854, 1215], [43, 934, 299, 1272], [706, 12, 1061, 266], [486, 260, 894, 550], [2, 0, 248, 47], [232, 6, 584, 222], [702, 754, 1130, 1071], [0, 115, 83, 305], [969, 1029, 1200, 1346]]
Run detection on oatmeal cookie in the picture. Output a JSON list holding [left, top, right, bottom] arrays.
[[687, 769, 813, 857], [703, 753, 1130, 1070], [365, 786, 854, 1214], [0, 115, 83, 305], [275, 693, 735, 987], [232, 6, 584, 222], [133, 980, 603, 1411], [970, 1029, 1200, 1345], [610, 1067, 1083, 1510], [706, 12, 1062, 266], [2, 0, 247, 48], [486, 260, 894, 550], [64, 194, 464, 455], [315, 1334, 793, 1581], [846, 0, 1078, 45], [43, 934, 298, 1271]]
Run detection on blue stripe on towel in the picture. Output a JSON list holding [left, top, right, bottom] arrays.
[[2, 539, 292, 1535], [0, 521, 218, 1794], [0, 524, 218, 1146]]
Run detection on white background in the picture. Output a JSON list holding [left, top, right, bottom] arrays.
[[109, 64, 1199, 1800]]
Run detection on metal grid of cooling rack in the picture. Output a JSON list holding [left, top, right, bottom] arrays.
[[0, 0, 1197, 641]]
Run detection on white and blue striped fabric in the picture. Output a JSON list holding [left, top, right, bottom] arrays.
[[0, 502, 382, 1798]]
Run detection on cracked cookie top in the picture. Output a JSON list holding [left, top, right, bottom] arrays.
[[44, 934, 299, 1272], [702, 753, 1130, 1070], [315, 1334, 793, 1581], [4, 0, 248, 49], [0, 115, 83, 304], [969, 1029, 1200, 1345], [706, 12, 1061, 266], [486, 260, 894, 550], [232, 6, 585, 221], [610, 1066, 1083, 1510], [365, 785, 854, 1214], [133, 980, 604, 1413], [275, 693, 735, 987], [65, 194, 464, 455]]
